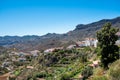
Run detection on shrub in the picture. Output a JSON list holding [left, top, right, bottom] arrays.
[[35, 72, 47, 78], [80, 53, 87, 63], [108, 59, 120, 80], [26, 72, 52, 80], [60, 73, 71, 80], [27, 75, 35, 80], [13, 61, 24, 66], [14, 70, 21, 76], [9, 77, 16, 80], [81, 66, 93, 79], [92, 76, 108, 80]]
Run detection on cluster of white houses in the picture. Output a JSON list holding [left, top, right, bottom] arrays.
[[67, 38, 98, 50], [44, 38, 98, 53], [76, 32, 120, 48], [76, 38, 98, 48]]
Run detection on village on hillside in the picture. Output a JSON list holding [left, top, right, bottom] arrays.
[[0, 33, 120, 80]]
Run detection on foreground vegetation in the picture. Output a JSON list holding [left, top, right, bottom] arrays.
[[14, 47, 95, 80]]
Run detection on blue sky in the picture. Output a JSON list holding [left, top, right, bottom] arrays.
[[0, 0, 120, 36]]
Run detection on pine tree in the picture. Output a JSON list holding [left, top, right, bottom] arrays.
[[97, 23, 119, 69]]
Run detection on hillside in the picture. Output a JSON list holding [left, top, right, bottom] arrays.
[[16, 47, 95, 80], [0, 17, 120, 51]]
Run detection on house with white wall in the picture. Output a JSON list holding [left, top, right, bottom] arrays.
[[85, 38, 98, 47], [76, 38, 98, 47]]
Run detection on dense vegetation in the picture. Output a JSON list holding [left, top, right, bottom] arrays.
[[108, 59, 120, 80], [16, 47, 95, 80]]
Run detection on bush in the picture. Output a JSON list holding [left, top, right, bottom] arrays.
[[81, 66, 93, 79], [9, 77, 16, 80], [14, 70, 21, 76], [80, 53, 88, 63], [92, 76, 108, 80], [108, 59, 120, 80], [60, 73, 71, 80], [13, 61, 24, 66], [27, 72, 52, 80], [27, 75, 35, 80], [34, 72, 52, 78]]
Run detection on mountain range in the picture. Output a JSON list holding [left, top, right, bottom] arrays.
[[1, 17, 120, 51]]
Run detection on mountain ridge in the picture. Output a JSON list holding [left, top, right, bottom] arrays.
[[0, 16, 120, 51]]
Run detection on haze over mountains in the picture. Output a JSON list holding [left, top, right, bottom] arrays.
[[1, 17, 120, 51]]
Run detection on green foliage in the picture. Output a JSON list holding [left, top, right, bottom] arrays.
[[92, 76, 108, 80], [13, 61, 24, 66], [84, 47, 92, 52], [108, 59, 120, 80], [27, 75, 35, 80], [60, 73, 71, 80], [25, 55, 32, 61], [35, 72, 52, 78], [81, 66, 93, 79], [94, 47, 101, 55], [60, 64, 84, 80], [40, 49, 88, 67], [23, 48, 94, 79], [26, 72, 53, 80], [96, 23, 119, 69], [9, 77, 16, 80], [14, 69, 21, 76], [80, 53, 88, 63]]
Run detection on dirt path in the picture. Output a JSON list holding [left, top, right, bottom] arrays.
[[0, 73, 10, 80], [0, 73, 10, 77]]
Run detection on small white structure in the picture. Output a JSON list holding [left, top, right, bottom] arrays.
[[27, 66, 34, 69], [44, 47, 63, 53], [44, 48, 56, 53], [30, 50, 40, 57], [67, 45, 76, 49], [93, 60, 100, 67]]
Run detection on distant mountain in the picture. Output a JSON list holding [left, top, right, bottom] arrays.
[[69, 16, 120, 40], [0, 17, 120, 51], [0, 35, 40, 46]]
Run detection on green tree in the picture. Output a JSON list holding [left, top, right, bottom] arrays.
[[97, 23, 119, 69]]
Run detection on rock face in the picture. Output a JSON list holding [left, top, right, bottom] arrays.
[[0, 17, 120, 51]]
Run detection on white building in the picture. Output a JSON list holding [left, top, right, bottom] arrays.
[[93, 39, 98, 47], [30, 50, 40, 57], [85, 38, 98, 47], [76, 38, 98, 47], [44, 48, 55, 53], [67, 45, 76, 49]]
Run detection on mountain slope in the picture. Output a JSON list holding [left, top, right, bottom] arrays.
[[68, 17, 120, 40]]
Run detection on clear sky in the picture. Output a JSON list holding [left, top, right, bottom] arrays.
[[0, 0, 120, 36]]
